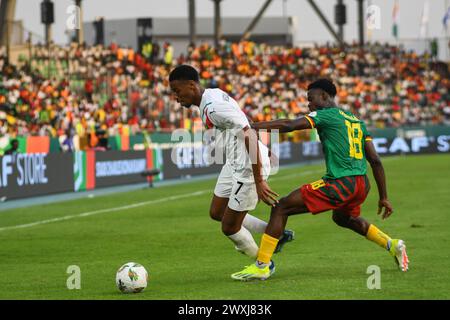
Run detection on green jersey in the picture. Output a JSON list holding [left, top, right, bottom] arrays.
[[305, 107, 372, 180]]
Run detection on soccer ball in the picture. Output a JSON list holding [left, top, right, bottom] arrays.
[[115, 262, 148, 293]]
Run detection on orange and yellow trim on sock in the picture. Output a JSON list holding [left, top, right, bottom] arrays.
[[366, 224, 391, 249], [257, 233, 279, 264]]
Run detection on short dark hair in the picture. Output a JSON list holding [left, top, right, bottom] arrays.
[[307, 79, 337, 97], [169, 65, 200, 82]]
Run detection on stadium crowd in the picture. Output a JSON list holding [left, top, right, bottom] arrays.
[[0, 40, 449, 150]]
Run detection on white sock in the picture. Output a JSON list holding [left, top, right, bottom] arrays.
[[227, 227, 259, 258], [242, 214, 268, 234]]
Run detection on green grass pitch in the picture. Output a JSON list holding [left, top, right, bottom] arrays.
[[0, 154, 449, 299]]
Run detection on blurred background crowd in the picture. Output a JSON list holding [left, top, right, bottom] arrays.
[[0, 40, 449, 152]]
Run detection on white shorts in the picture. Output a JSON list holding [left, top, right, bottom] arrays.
[[214, 163, 270, 212]]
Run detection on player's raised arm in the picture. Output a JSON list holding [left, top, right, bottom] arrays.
[[251, 117, 312, 133], [364, 139, 393, 220], [243, 126, 279, 207]]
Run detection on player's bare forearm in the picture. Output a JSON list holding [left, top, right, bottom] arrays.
[[243, 126, 279, 206], [365, 140, 387, 199], [370, 160, 388, 200], [251, 117, 312, 133], [243, 127, 262, 181], [370, 159, 395, 219], [365, 140, 393, 219], [251, 119, 293, 133], [244, 113, 254, 125]]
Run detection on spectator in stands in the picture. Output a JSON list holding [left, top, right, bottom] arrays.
[[4, 139, 19, 155], [0, 40, 448, 149], [152, 42, 160, 63], [430, 38, 438, 60], [59, 129, 74, 152], [164, 42, 174, 66]]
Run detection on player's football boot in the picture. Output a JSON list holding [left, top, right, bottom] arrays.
[[389, 239, 409, 272], [274, 229, 295, 254], [269, 260, 276, 276], [231, 261, 274, 281]]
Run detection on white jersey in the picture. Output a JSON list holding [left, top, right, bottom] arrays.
[[199, 88, 270, 183]]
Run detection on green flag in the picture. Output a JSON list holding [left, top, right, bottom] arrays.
[[392, 0, 399, 39]]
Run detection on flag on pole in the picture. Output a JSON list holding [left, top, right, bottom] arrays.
[[366, 0, 374, 41], [443, 6, 450, 28], [420, 0, 430, 38], [392, 0, 399, 39]]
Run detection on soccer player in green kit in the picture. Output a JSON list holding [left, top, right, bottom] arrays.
[[232, 79, 409, 281]]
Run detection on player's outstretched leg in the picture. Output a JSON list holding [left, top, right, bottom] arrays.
[[222, 208, 259, 258], [243, 214, 295, 254], [242, 214, 267, 233], [231, 233, 277, 281], [209, 195, 229, 222], [244, 213, 295, 254], [210, 195, 294, 256], [230, 260, 275, 281], [367, 225, 409, 272], [388, 239, 409, 272], [274, 229, 295, 254], [232, 189, 308, 281], [332, 211, 409, 272]]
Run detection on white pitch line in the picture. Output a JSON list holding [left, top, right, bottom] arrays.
[[0, 190, 210, 232], [0, 162, 384, 233]]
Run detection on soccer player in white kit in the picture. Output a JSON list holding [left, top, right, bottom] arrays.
[[169, 65, 294, 271]]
